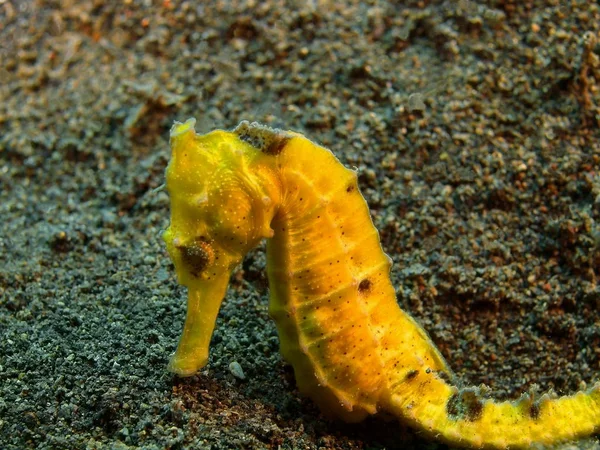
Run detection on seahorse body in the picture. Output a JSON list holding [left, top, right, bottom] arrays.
[[163, 118, 600, 449]]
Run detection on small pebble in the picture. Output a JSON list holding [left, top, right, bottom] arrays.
[[229, 361, 246, 380]]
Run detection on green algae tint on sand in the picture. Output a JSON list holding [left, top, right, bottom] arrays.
[[162, 119, 600, 449]]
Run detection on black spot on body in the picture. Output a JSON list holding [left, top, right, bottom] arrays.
[[447, 390, 484, 422], [234, 120, 291, 155], [346, 184, 355, 193], [358, 278, 372, 292], [405, 370, 418, 381]]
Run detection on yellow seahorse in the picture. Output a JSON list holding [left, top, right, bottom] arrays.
[[162, 118, 600, 449]]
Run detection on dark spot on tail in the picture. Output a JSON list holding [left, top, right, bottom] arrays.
[[234, 120, 291, 155], [447, 389, 484, 422], [405, 370, 418, 381], [346, 183, 355, 193], [528, 402, 540, 420], [358, 278, 372, 292]]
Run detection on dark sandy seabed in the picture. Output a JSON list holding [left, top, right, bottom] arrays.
[[1, 0, 599, 449]]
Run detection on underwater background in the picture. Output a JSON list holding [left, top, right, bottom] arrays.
[[1, 0, 599, 448]]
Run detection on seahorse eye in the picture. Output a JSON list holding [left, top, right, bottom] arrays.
[[177, 237, 215, 277]]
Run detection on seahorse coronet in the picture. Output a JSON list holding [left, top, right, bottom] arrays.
[[162, 119, 600, 449]]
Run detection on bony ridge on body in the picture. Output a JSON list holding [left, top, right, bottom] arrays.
[[162, 118, 600, 449]]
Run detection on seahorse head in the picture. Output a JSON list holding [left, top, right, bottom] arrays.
[[162, 118, 281, 376], [163, 118, 278, 288]]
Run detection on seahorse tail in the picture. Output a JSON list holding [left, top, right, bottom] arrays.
[[385, 375, 600, 448]]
